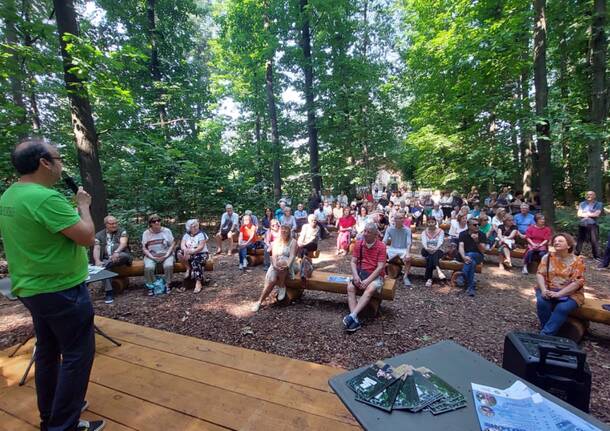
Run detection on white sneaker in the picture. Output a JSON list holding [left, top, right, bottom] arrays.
[[277, 287, 286, 301], [403, 275, 412, 287], [251, 302, 260, 312], [425, 279, 433, 287], [522, 266, 528, 274], [239, 263, 244, 270], [437, 269, 447, 280]]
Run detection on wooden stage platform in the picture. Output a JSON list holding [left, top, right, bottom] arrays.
[[0, 317, 359, 430]]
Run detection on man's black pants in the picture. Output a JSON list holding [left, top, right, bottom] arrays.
[[20, 283, 95, 431], [575, 224, 600, 259]]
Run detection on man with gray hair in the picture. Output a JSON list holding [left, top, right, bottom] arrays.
[[215, 204, 239, 255], [514, 203, 535, 242], [93, 214, 132, 303], [343, 222, 387, 332]]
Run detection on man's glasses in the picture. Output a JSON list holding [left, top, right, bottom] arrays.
[[471, 223, 479, 226], [150, 219, 161, 224]]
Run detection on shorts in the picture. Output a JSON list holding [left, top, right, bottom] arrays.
[[352, 270, 384, 293], [387, 247, 409, 261], [219, 229, 234, 240]]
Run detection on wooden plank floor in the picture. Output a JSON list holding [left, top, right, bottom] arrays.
[[0, 316, 360, 430]]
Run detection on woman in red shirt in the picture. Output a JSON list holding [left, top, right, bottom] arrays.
[[523, 213, 552, 274], [336, 207, 356, 255], [238, 214, 257, 270]]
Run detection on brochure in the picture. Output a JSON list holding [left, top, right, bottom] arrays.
[[346, 361, 405, 400], [471, 381, 602, 431]]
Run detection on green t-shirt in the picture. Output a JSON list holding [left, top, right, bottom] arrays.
[[0, 182, 88, 297]]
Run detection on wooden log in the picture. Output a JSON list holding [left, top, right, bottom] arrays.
[[285, 271, 396, 301], [111, 277, 129, 293], [247, 248, 264, 256], [112, 259, 213, 278], [306, 250, 321, 259], [484, 248, 526, 259], [570, 298, 610, 325], [388, 256, 482, 273], [246, 255, 264, 266], [387, 263, 402, 279], [557, 317, 589, 343]]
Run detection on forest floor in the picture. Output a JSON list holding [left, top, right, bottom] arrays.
[[1, 232, 609, 424]]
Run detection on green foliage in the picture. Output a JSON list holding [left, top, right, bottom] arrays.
[[0, 0, 607, 227]]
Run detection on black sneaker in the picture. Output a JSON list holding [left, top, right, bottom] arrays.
[[104, 292, 114, 304], [342, 314, 353, 328], [77, 419, 106, 431], [345, 318, 362, 332]]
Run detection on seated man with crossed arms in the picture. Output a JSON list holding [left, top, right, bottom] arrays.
[[342, 223, 387, 332], [383, 211, 413, 287]]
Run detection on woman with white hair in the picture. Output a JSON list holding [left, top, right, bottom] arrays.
[[177, 219, 209, 293]]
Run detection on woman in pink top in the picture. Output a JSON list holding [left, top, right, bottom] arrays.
[[523, 213, 552, 274], [336, 207, 356, 255]]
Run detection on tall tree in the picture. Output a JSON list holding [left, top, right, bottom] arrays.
[[299, 0, 321, 193], [533, 0, 554, 224], [4, 0, 27, 129], [146, 0, 167, 125], [587, 0, 607, 197], [264, 5, 282, 200], [53, 0, 107, 229]]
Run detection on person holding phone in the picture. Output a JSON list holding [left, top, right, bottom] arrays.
[[535, 233, 585, 336], [0, 138, 103, 431]]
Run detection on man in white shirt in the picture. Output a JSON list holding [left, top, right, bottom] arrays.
[[214, 204, 239, 255], [314, 203, 329, 239]]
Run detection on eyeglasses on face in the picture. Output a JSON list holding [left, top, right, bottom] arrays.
[[150, 219, 161, 224]]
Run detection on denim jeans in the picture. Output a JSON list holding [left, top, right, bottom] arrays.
[[238, 244, 256, 265], [462, 252, 483, 293], [19, 283, 95, 431], [535, 289, 578, 336]]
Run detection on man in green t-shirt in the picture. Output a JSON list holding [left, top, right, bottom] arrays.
[[0, 138, 104, 431]]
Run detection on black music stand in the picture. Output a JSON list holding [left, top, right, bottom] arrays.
[[1, 270, 122, 386]]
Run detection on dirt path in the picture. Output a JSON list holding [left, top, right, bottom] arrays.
[[1, 233, 609, 423]]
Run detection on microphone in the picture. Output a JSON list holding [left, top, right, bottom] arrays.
[[63, 174, 79, 194]]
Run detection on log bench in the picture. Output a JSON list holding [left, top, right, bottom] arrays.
[[110, 259, 213, 291], [570, 298, 610, 325], [246, 248, 320, 266], [386, 256, 482, 281], [284, 271, 396, 317], [484, 248, 526, 259]]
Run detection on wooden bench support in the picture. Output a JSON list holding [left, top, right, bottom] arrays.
[[557, 317, 589, 343]]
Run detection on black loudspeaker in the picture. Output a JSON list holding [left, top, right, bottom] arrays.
[[502, 331, 592, 412]]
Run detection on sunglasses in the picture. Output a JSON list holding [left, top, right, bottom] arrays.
[[150, 219, 161, 224], [471, 223, 479, 226]]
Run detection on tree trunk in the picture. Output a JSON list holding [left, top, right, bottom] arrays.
[[264, 10, 282, 201], [5, 0, 27, 129], [511, 125, 521, 189], [533, 0, 554, 224], [254, 113, 263, 184], [53, 0, 107, 230], [299, 0, 321, 193], [520, 72, 535, 199], [147, 0, 167, 125], [587, 0, 607, 197], [558, 25, 575, 205], [23, 0, 41, 131]]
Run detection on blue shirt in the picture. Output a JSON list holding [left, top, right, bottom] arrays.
[[514, 212, 535, 234]]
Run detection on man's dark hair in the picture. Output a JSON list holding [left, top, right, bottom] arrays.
[[11, 138, 53, 175]]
